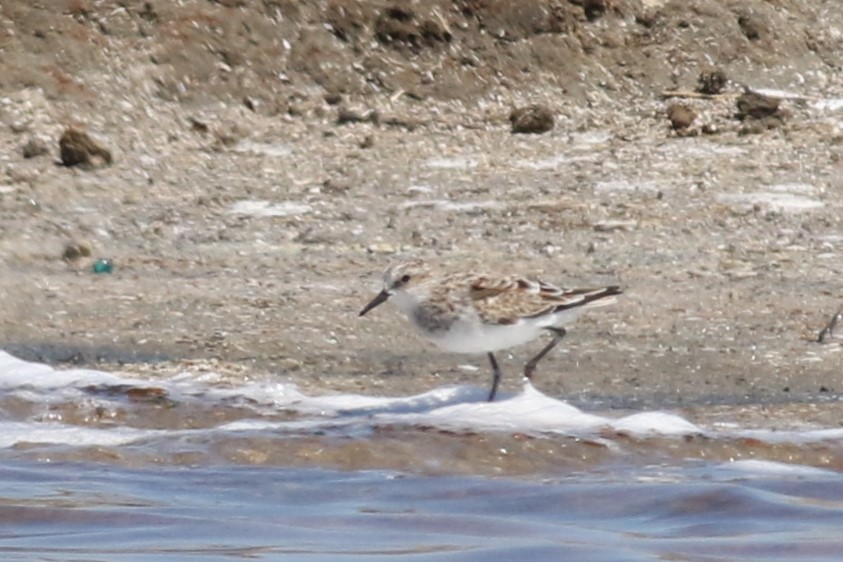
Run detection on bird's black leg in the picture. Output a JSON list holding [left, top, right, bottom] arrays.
[[523, 327, 567, 381], [487, 352, 502, 402]]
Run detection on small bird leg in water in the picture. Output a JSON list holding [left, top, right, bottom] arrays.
[[523, 327, 567, 381], [487, 352, 502, 402]]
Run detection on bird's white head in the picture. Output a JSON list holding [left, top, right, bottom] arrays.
[[359, 259, 431, 317]]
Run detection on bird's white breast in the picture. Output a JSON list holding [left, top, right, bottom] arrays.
[[425, 319, 545, 353]]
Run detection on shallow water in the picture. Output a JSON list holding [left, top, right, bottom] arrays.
[[3, 461, 843, 561], [1, 351, 842, 561]]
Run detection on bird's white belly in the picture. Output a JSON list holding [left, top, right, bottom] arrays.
[[424, 319, 546, 354]]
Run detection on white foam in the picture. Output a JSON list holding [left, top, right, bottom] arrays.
[[733, 427, 843, 443], [0, 351, 842, 453], [374, 383, 606, 433], [612, 411, 703, 436], [0, 421, 159, 448], [0, 351, 147, 404], [719, 459, 839, 478]]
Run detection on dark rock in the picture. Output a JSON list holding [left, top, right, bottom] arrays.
[[510, 104, 554, 134], [189, 118, 210, 134], [59, 128, 113, 168], [137, 2, 159, 23], [376, 7, 421, 46], [374, 5, 451, 50], [242, 96, 258, 112], [697, 68, 728, 95], [418, 17, 452, 43], [736, 92, 780, 120], [579, 0, 609, 21], [738, 13, 766, 41]]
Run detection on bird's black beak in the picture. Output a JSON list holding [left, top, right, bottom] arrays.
[[359, 289, 390, 316], [358, 289, 392, 316]]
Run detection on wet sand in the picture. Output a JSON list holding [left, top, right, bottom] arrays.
[[0, 0, 841, 413]]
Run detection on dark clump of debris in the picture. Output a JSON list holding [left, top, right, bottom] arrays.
[[735, 92, 788, 134], [697, 69, 728, 95], [59, 128, 113, 168], [510, 105, 554, 134]]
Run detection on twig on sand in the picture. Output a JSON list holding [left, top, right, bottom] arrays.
[[660, 90, 737, 100], [817, 306, 843, 343]]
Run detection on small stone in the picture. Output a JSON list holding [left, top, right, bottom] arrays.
[[359, 134, 375, 149], [212, 123, 242, 148], [593, 220, 638, 232], [667, 103, 696, 130], [366, 243, 397, 254], [322, 178, 351, 194], [138, 2, 159, 22], [59, 128, 113, 168], [22, 137, 49, 159], [62, 240, 93, 261], [9, 120, 30, 134], [738, 13, 766, 41], [337, 106, 378, 125], [324, 92, 343, 105], [510, 104, 554, 134], [287, 104, 306, 117], [242, 96, 258, 112], [736, 92, 780, 120], [189, 117, 210, 134]]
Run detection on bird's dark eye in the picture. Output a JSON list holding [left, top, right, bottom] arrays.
[[400, 274, 411, 283]]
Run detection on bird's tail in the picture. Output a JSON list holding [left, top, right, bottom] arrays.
[[579, 286, 622, 309]]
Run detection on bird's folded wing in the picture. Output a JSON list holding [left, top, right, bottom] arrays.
[[469, 277, 620, 324]]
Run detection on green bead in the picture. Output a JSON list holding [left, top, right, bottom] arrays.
[[92, 258, 114, 274]]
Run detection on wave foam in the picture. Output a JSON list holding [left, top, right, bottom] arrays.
[[0, 351, 841, 453]]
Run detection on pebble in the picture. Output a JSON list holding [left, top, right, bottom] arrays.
[[22, 137, 49, 159], [667, 103, 696, 131], [510, 104, 554, 134], [59, 128, 113, 168], [62, 240, 93, 261]]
